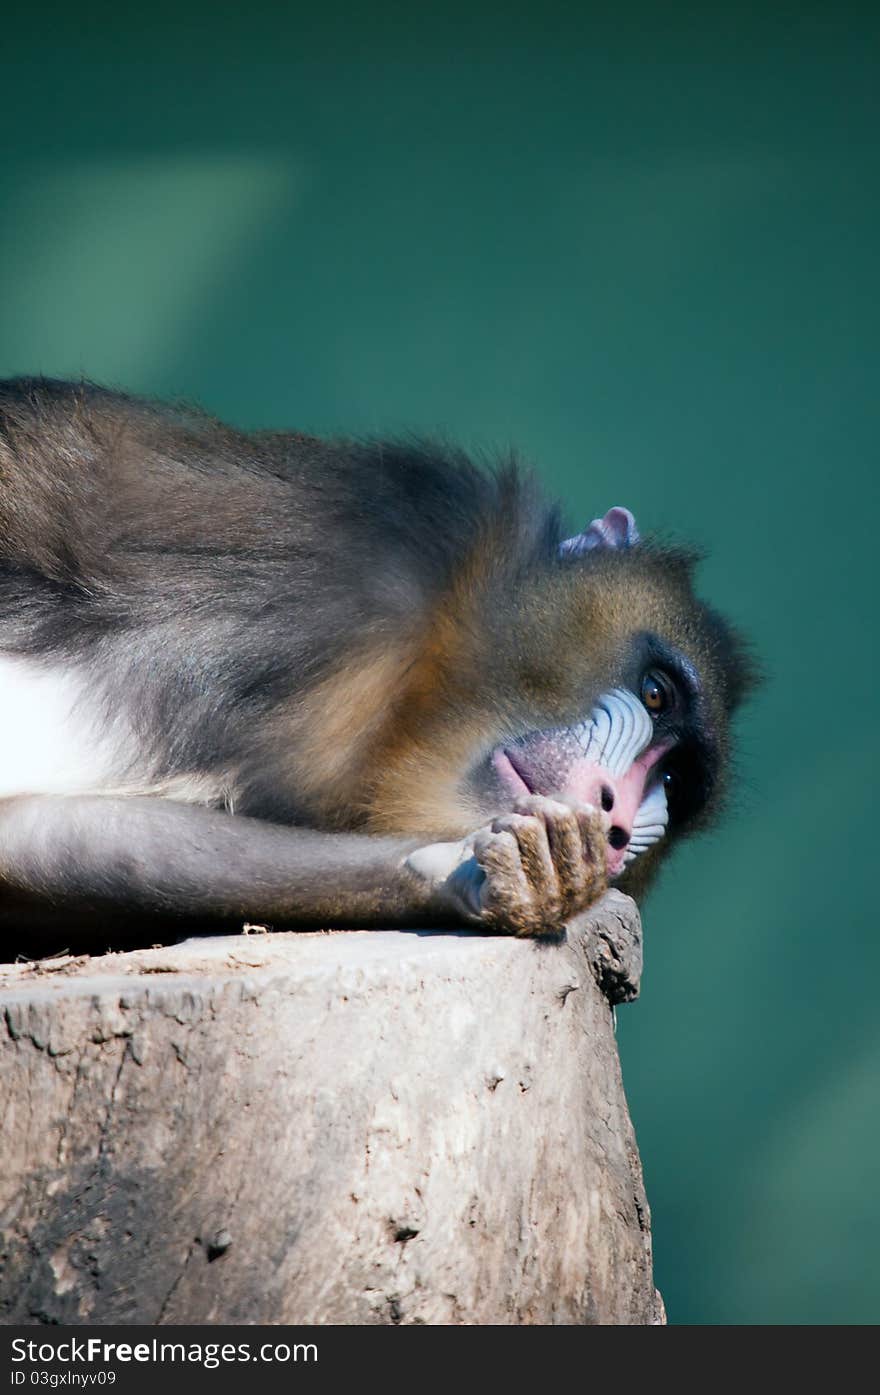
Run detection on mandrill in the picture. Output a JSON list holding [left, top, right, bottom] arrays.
[[0, 378, 755, 951]]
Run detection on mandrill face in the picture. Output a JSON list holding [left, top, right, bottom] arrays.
[[460, 506, 746, 886]]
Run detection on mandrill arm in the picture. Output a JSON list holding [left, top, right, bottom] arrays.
[[0, 792, 609, 949]]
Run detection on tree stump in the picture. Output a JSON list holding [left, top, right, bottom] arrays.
[[0, 890, 664, 1325]]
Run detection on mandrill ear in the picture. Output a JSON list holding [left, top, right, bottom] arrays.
[[559, 506, 640, 556]]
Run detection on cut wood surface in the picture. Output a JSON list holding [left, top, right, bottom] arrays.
[[0, 890, 664, 1325]]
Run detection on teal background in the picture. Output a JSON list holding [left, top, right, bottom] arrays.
[[1, 1, 876, 1324]]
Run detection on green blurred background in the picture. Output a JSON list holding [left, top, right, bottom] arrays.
[[1, 0, 876, 1324]]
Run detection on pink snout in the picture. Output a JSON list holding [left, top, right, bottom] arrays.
[[563, 745, 667, 877]]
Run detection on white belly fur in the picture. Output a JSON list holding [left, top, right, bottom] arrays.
[[0, 653, 234, 807]]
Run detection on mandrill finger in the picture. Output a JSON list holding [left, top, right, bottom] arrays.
[[472, 828, 532, 918], [566, 806, 611, 911], [571, 802, 613, 872], [490, 812, 558, 901], [535, 801, 591, 900]]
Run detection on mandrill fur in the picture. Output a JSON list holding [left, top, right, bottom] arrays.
[[0, 378, 756, 952]]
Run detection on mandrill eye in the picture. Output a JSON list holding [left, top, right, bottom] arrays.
[[640, 669, 671, 716]]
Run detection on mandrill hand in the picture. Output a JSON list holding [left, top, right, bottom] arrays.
[[408, 796, 611, 937]]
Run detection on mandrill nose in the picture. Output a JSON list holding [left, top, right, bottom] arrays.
[[598, 784, 631, 853], [563, 753, 663, 874]]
